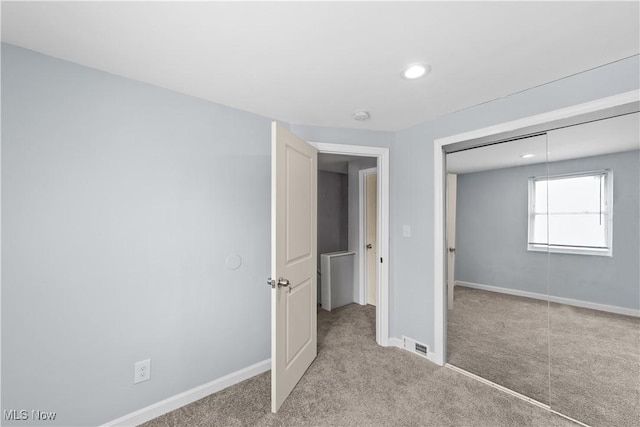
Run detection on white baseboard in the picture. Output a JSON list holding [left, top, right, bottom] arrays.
[[456, 281, 640, 317], [426, 351, 444, 366], [388, 337, 403, 349], [102, 359, 271, 427]]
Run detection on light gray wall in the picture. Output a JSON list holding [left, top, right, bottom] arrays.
[[317, 171, 348, 256], [393, 55, 640, 347], [0, 45, 395, 426], [455, 151, 640, 310], [317, 170, 348, 303], [1, 44, 273, 426]]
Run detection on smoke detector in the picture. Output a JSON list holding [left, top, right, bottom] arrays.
[[352, 110, 370, 121]]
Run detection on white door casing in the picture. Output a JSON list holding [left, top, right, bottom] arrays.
[[271, 122, 317, 413], [310, 142, 389, 347], [446, 173, 457, 310], [365, 173, 377, 306]]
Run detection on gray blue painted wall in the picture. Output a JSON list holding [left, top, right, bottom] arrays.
[[317, 171, 348, 257], [454, 150, 640, 310], [0, 45, 394, 427], [317, 170, 348, 303], [1, 44, 274, 426]]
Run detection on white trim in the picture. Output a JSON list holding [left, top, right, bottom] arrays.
[[320, 250, 356, 258], [456, 281, 640, 317], [388, 337, 403, 349], [102, 359, 271, 427], [359, 167, 377, 306], [311, 142, 390, 347], [433, 90, 640, 366], [432, 138, 446, 366], [321, 251, 357, 311], [436, 91, 640, 148], [527, 170, 614, 257], [528, 244, 611, 257]]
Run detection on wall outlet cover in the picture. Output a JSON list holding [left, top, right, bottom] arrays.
[[134, 359, 151, 384]]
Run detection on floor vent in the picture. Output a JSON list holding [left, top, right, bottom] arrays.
[[402, 336, 429, 359]]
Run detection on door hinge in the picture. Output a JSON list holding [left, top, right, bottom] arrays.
[[380, 257, 383, 263]]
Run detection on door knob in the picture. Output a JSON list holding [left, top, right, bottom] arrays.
[[277, 278, 290, 288], [366, 244, 373, 249], [267, 277, 276, 288]]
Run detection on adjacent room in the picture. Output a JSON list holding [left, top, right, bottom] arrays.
[[316, 153, 377, 313], [1, 2, 638, 426]]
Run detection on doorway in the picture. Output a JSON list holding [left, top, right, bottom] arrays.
[[271, 126, 390, 413], [312, 142, 390, 346], [317, 154, 374, 312]]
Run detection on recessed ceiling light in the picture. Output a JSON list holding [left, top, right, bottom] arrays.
[[401, 63, 431, 80], [352, 110, 370, 121], [520, 153, 535, 159]]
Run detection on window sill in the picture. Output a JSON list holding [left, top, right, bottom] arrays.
[[527, 244, 612, 257]]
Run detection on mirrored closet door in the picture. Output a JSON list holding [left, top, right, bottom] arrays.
[[445, 135, 551, 404], [445, 110, 640, 427], [547, 113, 640, 426]]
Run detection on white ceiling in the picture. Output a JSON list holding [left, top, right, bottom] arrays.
[[447, 112, 640, 174], [1, 1, 639, 132]]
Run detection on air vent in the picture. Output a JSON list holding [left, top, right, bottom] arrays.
[[402, 336, 429, 359]]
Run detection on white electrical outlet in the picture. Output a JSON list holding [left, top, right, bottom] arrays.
[[134, 359, 151, 384]]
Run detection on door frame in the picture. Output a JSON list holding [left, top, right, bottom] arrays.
[[359, 167, 378, 306], [431, 89, 640, 366], [310, 142, 390, 347]]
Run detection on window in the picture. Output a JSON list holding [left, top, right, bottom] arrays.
[[528, 170, 613, 256]]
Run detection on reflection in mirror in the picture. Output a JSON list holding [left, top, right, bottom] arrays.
[[445, 134, 550, 404], [546, 112, 640, 426]]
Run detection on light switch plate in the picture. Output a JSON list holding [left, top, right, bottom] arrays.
[[402, 225, 411, 237]]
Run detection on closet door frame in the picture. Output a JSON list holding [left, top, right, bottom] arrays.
[[431, 90, 640, 366]]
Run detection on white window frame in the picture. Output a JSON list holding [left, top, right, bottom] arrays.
[[527, 170, 613, 257]]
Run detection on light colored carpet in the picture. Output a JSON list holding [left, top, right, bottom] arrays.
[[447, 287, 550, 404], [144, 304, 572, 427], [448, 286, 640, 427]]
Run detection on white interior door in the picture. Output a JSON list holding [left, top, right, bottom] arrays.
[[365, 173, 377, 306], [446, 173, 457, 310], [270, 122, 317, 413]]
